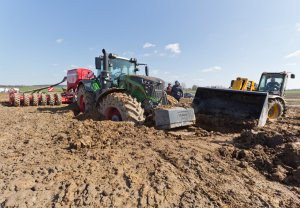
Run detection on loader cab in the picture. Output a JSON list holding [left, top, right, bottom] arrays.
[[257, 72, 293, 96]]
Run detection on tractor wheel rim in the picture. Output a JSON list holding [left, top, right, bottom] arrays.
[[107, 108, 122, 121], [79, 96, 85, 112], [269, 104, 279, 119]]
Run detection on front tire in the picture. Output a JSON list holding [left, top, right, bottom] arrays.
[[99, 92, 145, 123], [268, 99, 284, 120], [77, 85, 95, 113]]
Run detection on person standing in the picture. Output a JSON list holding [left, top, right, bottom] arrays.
[[166, 83, 172, 95], [171, 81, 183, 101]]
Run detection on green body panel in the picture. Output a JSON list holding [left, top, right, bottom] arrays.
[[119, 76, 161, 103]]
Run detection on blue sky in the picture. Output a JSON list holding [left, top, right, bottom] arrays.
[[0, 0, 299, 89]]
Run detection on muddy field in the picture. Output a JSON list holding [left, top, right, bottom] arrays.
[[0, 93, 299, 207]]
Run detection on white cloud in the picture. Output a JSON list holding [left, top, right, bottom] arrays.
[[296, 23, 300, 32], [201, 66, 222, 73], [285, 50, 300, 58], [143, 42, 156, 48], [56, 38, 64, 44], [165, 43, 181, 54]]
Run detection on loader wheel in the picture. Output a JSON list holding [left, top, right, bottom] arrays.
[[32, 93, 39, 106], [23, 93, 30, 106], [166, 95, 178, 105], [48, 94, 55, 106], [77, 85, 95, 113], [99, 92, 145, 123], [40, 94, 47, 106], [14, 94, 20, 107], [55, 93, 62, 105], [268, 100, 284, 120]]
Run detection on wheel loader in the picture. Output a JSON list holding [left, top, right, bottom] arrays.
[[230, 72, 295, 119], [75, 49, 195, 129]]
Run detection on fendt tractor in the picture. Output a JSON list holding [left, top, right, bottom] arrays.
[[72, 49, 195, 129]]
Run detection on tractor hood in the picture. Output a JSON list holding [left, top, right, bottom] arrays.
[[128, 74, 165, 85]]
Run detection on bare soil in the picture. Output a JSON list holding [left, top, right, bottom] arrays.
[[0, 93, 299, 207]]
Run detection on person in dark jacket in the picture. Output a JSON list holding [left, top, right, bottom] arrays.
[[171, 81, 183, 101]]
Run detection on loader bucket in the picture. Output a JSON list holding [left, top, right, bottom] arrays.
[[192, 87, 269, 127]]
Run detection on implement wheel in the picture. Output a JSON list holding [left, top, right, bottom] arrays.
[[23, 93, 30, 106], [32, 93, 39, 106], [55, 93, 62, 105], [14, 94, 20, 107], [48, 94, 55, 106], [40, 94, 47, 106], [268, 100, 284, 120], [99, 92, 145, 123], [77, 85, 95, 113]]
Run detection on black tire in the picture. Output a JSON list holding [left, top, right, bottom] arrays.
[[32, 93, 39, 106], [77, 85, 95, 113], [54, 93, 62, 105], [48, 94, 55, 106], [40, 94, 47, 106], [23, 93, 30, 106], [166, 95, 178, 105], [14, 94, 20, 107], [99, 92, 145, 123], [268, 99, 284, 120]]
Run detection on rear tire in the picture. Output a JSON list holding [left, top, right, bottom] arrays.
[[166, 95, 178, 105], [48, 94, 55, 106], [99, 92, 145, 123], [268, 99, 284, 120], [77, 85, 95, 113], [32, 93, 39, 106], [23, 93, 30, 106]]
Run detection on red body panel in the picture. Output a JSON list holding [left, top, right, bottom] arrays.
[[67, 68, 93, 91]]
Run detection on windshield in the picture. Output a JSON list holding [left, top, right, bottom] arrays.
[[258, 74, 284, 94], [109, 58, 136, 78], [96, 58, 136, 84]]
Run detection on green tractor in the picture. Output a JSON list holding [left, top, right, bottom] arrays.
[[76, 49, 194, 129]]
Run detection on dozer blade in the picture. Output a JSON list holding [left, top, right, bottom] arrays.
[[154, 107, 196, 129], [192, 87, 269, 127]]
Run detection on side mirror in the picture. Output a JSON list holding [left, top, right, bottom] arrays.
[[95, 57, 102, 69], [291, 74, 295, 79], [145, 66, 149, 76], [134, 68, 139, 73]]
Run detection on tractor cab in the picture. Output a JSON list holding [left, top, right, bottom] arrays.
[[257, 72, 295, 97], [94, 49, 166, 111]]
